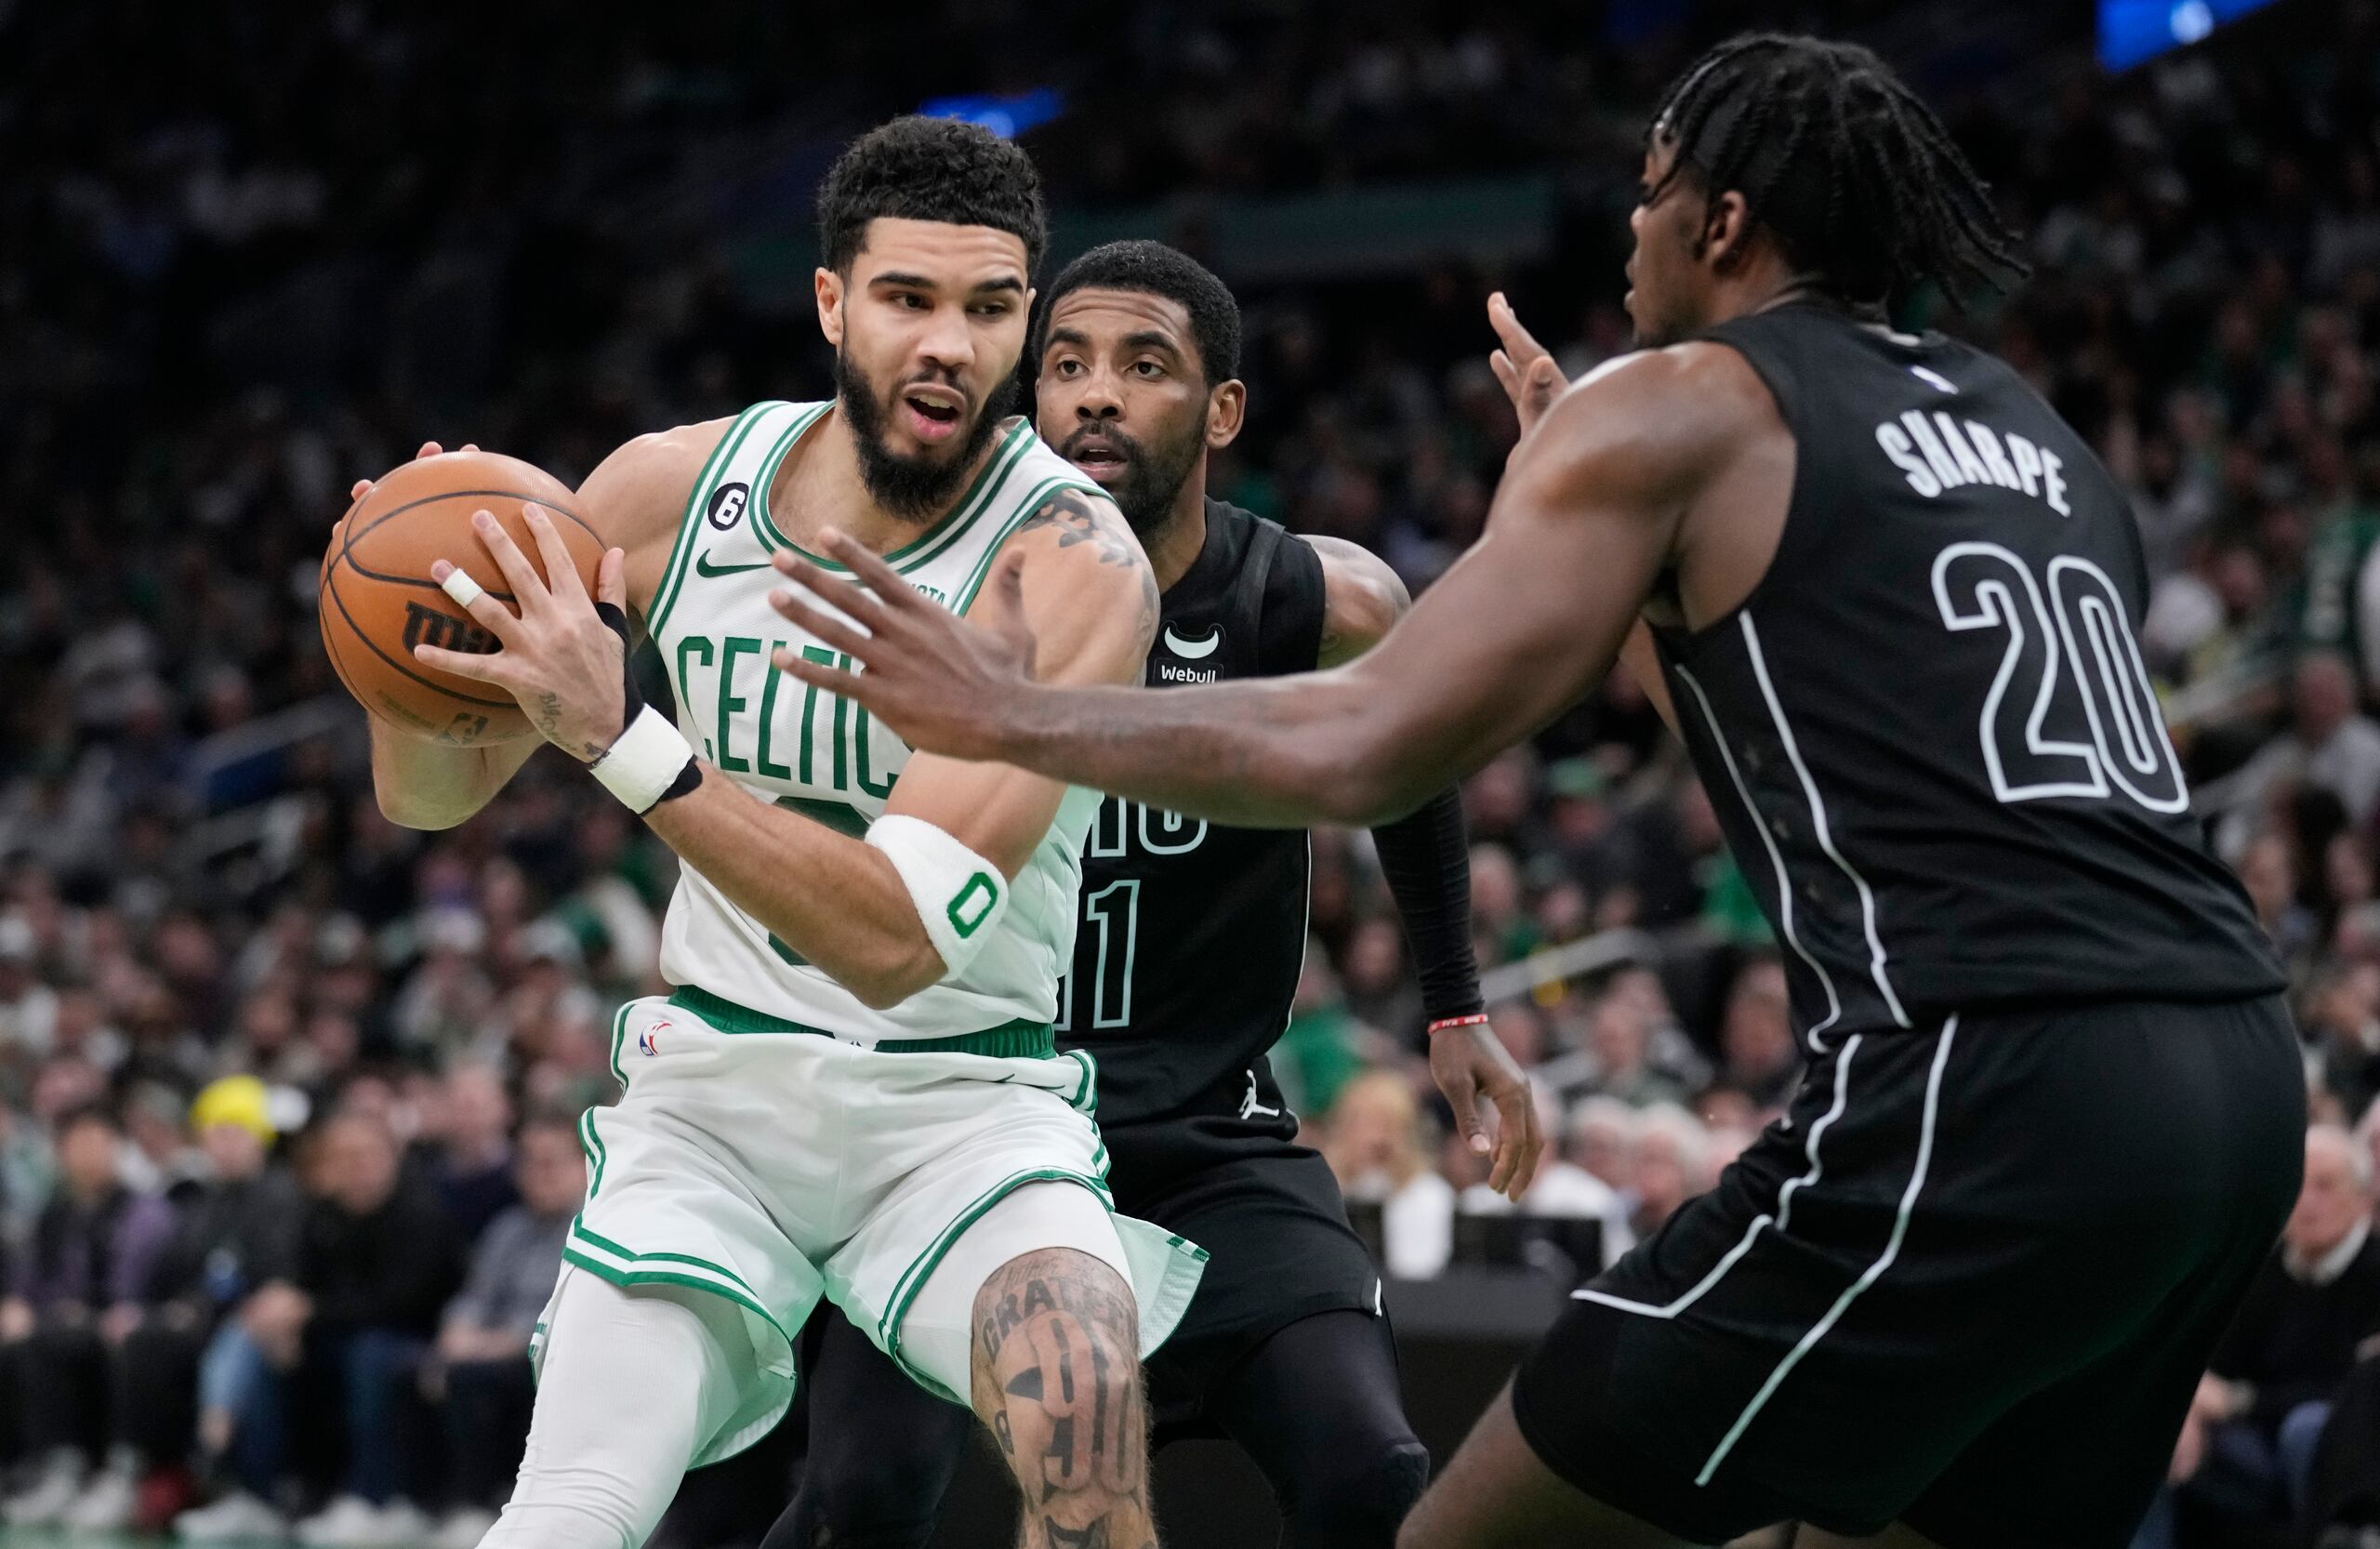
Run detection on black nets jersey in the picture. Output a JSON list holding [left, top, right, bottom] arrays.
[[1652, 303, 2284, 1046], [1056, 500, 1327, 1136]]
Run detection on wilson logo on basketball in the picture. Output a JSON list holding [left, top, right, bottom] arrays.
[[707, 482, 750, 531], [401, 601, 499, 656]]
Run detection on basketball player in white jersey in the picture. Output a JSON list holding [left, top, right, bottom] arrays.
[[360, 117, 1203, 1549]]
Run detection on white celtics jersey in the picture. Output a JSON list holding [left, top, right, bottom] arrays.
[[645, 400, 1107, 1040]]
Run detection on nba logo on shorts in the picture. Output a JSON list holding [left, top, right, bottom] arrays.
[[639, 1019, 670, 1057]]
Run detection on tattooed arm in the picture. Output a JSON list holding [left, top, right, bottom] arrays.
[[970, 1247, 1157, 1549]]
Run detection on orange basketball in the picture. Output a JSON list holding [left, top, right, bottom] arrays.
[[319, 450, 604, 746]]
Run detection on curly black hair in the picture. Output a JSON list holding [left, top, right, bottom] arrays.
[[815, 115, 1048, 276], [1035, 240, 1242, 385], [1646, 33, 2030, 308]]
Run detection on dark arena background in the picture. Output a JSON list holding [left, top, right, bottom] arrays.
[[2, 0, 2377, 1545]]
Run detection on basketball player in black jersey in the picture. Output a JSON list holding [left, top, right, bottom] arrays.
[[770, 35, 2310, 1549], [764, 242, 1542, 1549]]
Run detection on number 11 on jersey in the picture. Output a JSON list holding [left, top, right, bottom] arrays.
[[1056, 880, 1141, 1033]]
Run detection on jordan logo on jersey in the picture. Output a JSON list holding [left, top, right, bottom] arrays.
[[1238, 1069, 1281, 1121]]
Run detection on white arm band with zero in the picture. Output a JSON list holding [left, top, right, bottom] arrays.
[[865, 814, 1010, 981], [589, 705, 696, 814]]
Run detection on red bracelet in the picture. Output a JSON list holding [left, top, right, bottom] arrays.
[[1427, 1013, 1490, 1035]]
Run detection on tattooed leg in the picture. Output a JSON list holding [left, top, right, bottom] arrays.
[[970, 1247, 1157, 1549]]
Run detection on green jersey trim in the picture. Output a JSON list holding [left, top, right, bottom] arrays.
[[737, 403, 833, 559], [950, 476, 1112, 614], [606, 1001, 630, 1094], [877, 1167, 1117, 1404], [647, 404, 785, 642], [562, 1233, 787, 1344], [752, 417, 1035, 575], [578, 1107, 610, 1198], [664, 986, 1054, 1057]]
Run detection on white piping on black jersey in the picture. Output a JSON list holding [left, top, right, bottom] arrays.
[[1740, 614, 1911, 1029], [1694, 1017, 1957, 1486], [1571, 1032, 1861, 1322], [1673, 662, 1844, 1053]]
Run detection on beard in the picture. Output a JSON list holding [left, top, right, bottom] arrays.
[[1057, 418, 1206, 535], [833, 347, 1019, 521]]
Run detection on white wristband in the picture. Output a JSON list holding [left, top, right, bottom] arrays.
[[589, 704, 694, 814], [866, 814, 1010, 981]]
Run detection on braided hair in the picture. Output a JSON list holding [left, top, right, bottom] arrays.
[[1646, 33, 2030, 309]]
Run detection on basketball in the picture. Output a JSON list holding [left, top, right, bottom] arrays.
[[318, 450, 603, 747]]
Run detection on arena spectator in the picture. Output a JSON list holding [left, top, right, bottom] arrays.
[[2220, 651, 2380, 854], [0, 1103, 177, 1527], [99, 1077, 305, 1535], [1565, 1096, 1638, 1198], [1713, 958, 1800, 1109], [1626, 1104, 1715, 1242], [422, 1063, 518, 1248], [180, 1113, 461, 1546], [1536, 977, 1691, 1110], [2136, 1125, 2380, 1549], [2308, 963, 2380, 1123], [0, 916, 58, 1064], [1324, 1071, 1453, 1280], [426, 1113, 581, 1549]]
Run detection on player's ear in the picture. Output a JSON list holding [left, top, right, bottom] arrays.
[[815, 268, 845, 348], [1702, 191, 1754, 272], [1206, 379, 1248, 450]]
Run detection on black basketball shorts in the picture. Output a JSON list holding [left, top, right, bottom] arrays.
[[1104, 1123, 1385, 1434], [1510, 994, 2305, 1548]]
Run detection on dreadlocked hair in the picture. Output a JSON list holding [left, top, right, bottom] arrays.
[[1646, 33, 2030, 309]]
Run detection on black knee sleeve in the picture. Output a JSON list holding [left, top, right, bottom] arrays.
[[1278, 1436, 1433, 1549], [778, 1477, 943, 1549]]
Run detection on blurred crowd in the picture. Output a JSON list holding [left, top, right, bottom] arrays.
[[4, 0, 2380, 1542]]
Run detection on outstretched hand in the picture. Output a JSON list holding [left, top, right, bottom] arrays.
[[766, 530, 1044, 763], [1487, 292, 1567, 448], [1429, 1021, 1544, 1200]]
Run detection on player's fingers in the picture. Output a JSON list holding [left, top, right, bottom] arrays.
[[1489, 349, 1518, 395], [469, 510, 549, 612], [771, 647, 866, 702], [431, 561, 521, 644], [416, 441, 444, 460], [349, 479, 373, 501], [596, 548, 627, 610], [767, 587, 873, 659], [818, 529, 921, 608], [1500, 1086, 1544, 1202], [1487, 292, 1550, 364], [411, 642, 517, 689], [771, 550, 891, 632], [522, 505, 587, 603], [1487, 1102, 1522, 1197], [1441, 1062, 1488, 1159]]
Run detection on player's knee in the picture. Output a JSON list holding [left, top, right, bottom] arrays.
[[968, 1248, 1148, 1501], [1283, 1435, 1430, 1549]]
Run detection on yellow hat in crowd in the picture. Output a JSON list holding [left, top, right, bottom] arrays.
[[191, 1075, 275, 1144]]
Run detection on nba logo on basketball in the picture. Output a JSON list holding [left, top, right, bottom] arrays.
[[639, 1020, 670, 1057]]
